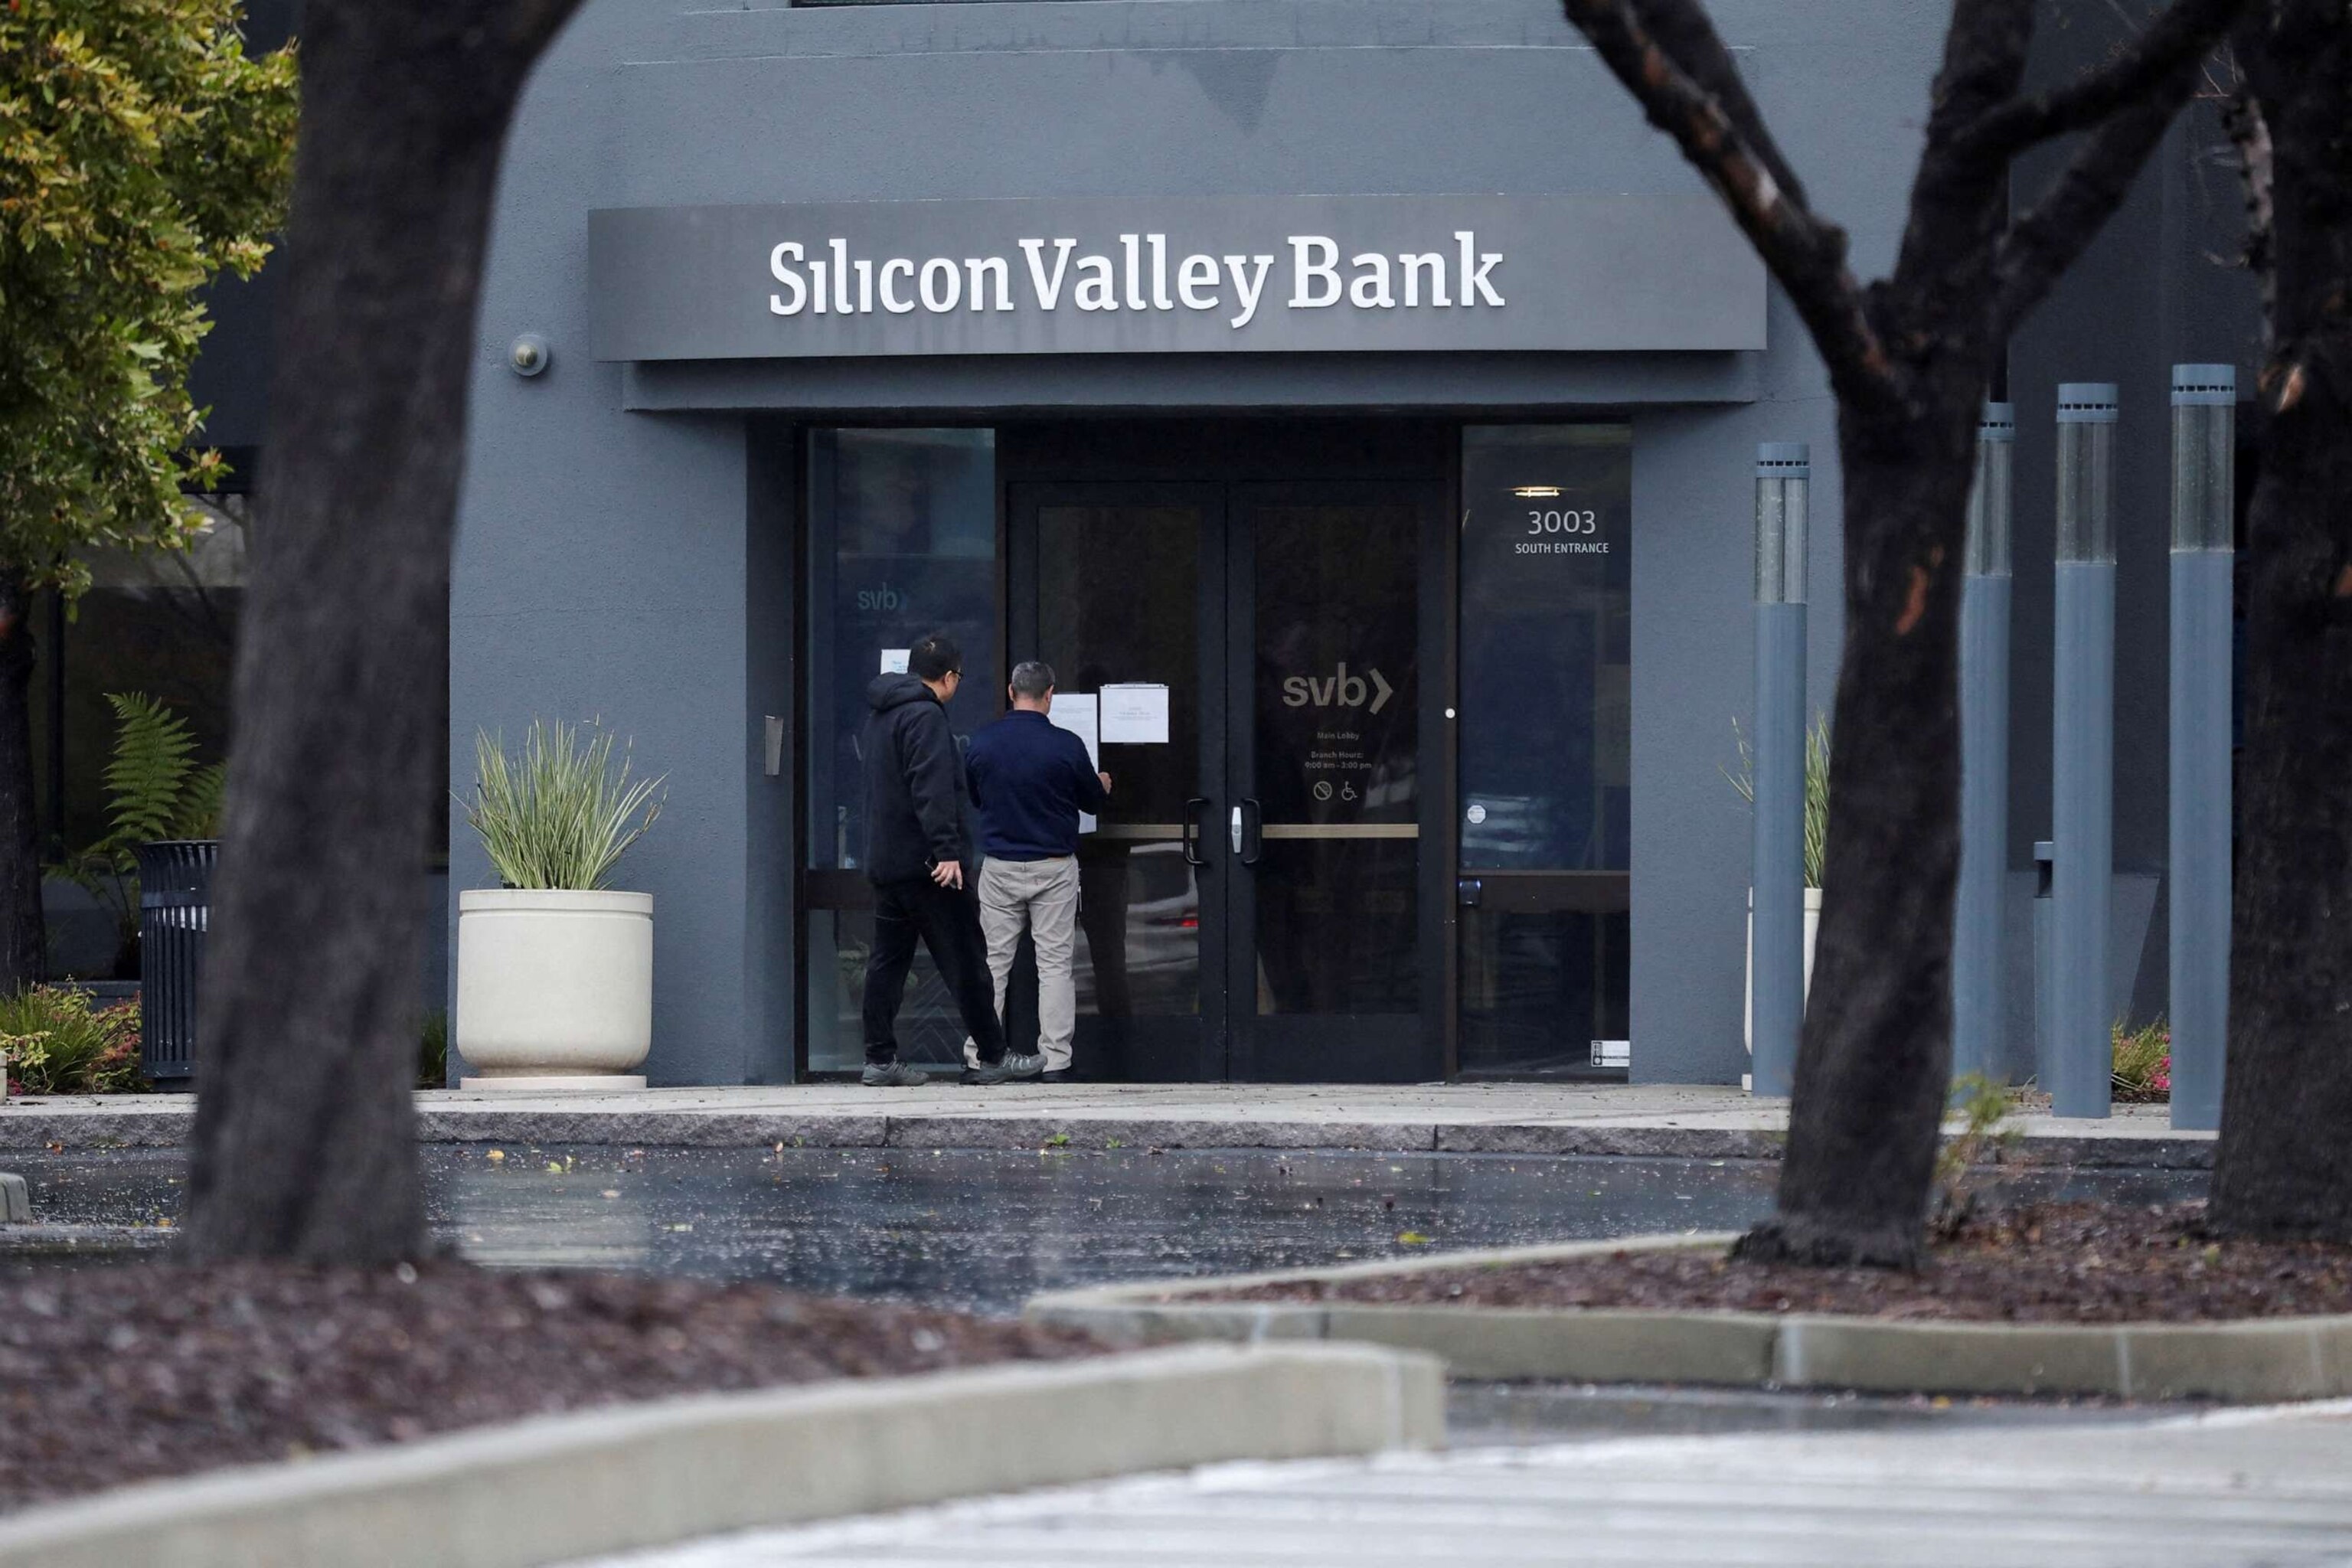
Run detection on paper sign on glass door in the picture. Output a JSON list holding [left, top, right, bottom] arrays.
[[1049, 694, 1101, 834], [1099, 684, 1171, 745]]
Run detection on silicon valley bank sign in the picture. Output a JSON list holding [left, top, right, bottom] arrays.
[[588, 194, 1765, 361]]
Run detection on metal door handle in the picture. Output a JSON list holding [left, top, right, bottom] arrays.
[[1239, 798, 1263, 865], [1230, 806, 1243, 855], [1182, 798, 1210, 867]]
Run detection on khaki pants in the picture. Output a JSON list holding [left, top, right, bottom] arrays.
[[965, 854, 1081, 1073]]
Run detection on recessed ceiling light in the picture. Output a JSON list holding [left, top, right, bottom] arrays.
[[1512, 486, 1563, 498]]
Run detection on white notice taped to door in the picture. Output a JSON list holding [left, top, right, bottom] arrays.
[[1099, 684, 1171, 745], [1050, 694, 1101, 834]]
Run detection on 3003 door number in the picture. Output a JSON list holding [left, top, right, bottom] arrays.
[[1526, 508, 1599, 535]]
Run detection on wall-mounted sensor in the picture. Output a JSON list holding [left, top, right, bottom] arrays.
[[508, 334, 550, 377]]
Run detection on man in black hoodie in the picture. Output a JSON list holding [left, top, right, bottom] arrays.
[[858, 634, 1044, 1087]]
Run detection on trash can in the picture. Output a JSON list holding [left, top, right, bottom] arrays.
[[134, 840, 217, 1087]]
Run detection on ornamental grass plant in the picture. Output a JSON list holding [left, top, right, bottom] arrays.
[[1726, 714, 1832, 888], [462, 719, 665, 891]]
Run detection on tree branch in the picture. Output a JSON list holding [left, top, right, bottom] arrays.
[[1560, 0, 1894, 401], [1626, 0, 1811, 210], [1988, 76, 2190, 336], [2213, 57, 2275, 320], [1888, 0, 2036, 294], [1958, 0, 2245, 160]]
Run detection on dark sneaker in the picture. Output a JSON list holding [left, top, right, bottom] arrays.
[[861, 1060, 930, 1087], [1040, 1069, 1078, 1084], [959, 1051, 1045, 1086]]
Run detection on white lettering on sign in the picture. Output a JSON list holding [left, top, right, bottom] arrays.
[[1527, 509, 1599, 534], [769, 230, 1504, 329]]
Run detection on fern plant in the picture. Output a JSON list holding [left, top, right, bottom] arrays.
[[46, 694, 225, 976], [464, 719, 665, 890], [100, 693, 224, 845]]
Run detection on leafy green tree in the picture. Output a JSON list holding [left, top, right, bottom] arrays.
[[0, 1, 296, 990]]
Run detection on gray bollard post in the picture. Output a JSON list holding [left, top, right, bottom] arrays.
[[2170, 365, 2236, 1130], [1954, 403, 2015, 1083], [1750, 443, 1809, 1099], [2050, 384, 2118, 1119]]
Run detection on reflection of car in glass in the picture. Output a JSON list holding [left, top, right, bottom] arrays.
[[1076, 841, 1199, 1012], [1459, 792, 1546, 861]]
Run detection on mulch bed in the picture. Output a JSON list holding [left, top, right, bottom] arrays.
[[0, 1261, 1100, 1514], [1204, 1203, 2352, 1325]]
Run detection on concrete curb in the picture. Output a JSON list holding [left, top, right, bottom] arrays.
[[0, 1343, 1442, 1568], [0, 1101, 2215, 1168], [1023, 1234, 2352, 1402]]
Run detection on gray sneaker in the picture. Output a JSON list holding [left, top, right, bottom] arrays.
[[959, 1051, 1044, 1086], [861, 1060, 930, 1087]]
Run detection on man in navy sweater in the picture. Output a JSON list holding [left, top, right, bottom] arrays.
[[964, 661, 1112, 1083]]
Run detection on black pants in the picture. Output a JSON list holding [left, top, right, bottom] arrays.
[[861, 874, 1008, 1067]]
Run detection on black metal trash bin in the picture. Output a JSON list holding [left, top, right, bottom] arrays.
[[134, 840, 217, 1086]]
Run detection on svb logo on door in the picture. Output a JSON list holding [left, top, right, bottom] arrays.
[[1280, 662, 1395, 715]]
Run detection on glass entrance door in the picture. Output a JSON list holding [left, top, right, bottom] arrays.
[[1021, 485, 1226, 1081], [1011, 479, 1442, 1083], [1226, 485, 1436, 1079]]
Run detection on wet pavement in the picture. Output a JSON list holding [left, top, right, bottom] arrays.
[[10, 1144, 2200, 1317], [4, 1146, 2214, 1442], [576, 1406, 2352, 1568]]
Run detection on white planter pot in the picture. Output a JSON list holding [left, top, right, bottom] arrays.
[[456, 889, 652, 1090], [1744, 887, 1822, 1058]]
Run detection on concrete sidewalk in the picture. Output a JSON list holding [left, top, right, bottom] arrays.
[[0, 1082, 2213, 1166], [578, 1400, 2352, 1566]]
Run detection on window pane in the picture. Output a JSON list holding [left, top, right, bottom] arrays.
[[804, 428, 998, 871], [806, 908, 974, 1072], [43, 499, 249, 979], [1458, 426, 1630, 871], [1457, 426, 1631, 1077], [1459, 908, 1628, 1076]]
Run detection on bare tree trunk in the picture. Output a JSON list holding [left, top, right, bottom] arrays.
[[185, 1, 580, 1263], [0, 575, 45, 992], [2210, 0, 2352, 1240], [1738, 407, 1981, 1268], [1556, 0, 2239, 1267]]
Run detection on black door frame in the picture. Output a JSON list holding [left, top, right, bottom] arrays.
[[794, 418, 1461, 1084]]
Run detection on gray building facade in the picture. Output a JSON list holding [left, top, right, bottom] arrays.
[[399, 0, 2258, 1087]]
